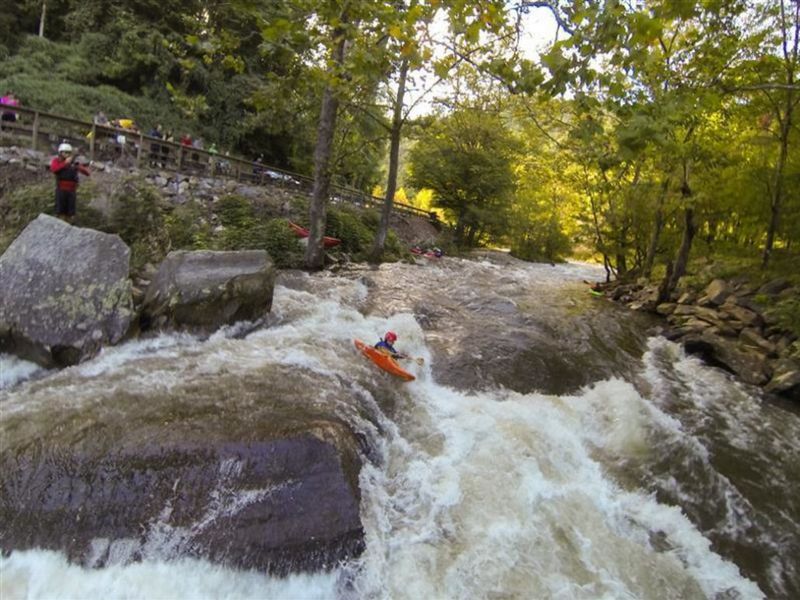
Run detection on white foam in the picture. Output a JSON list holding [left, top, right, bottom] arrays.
[[0, 550, 339, 600], [0, 354, 48, 390], [349, 373, 764, 599]]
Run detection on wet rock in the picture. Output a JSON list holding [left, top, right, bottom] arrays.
[[719, 301, 762, 328], [765, 359, 800, 400], [141, 250, 275, 332], [0, 427, 364, 575], [0, 214, 133, 367], [682, 332, 772, 386], [758, 278, 791, 296], [656, 302, 676, 316], [701, 279, 733, 306], [677, 291, 697, 304], [740, 328, 777, 356]]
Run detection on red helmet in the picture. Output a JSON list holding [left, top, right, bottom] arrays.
[[385, 331, 397, 343]]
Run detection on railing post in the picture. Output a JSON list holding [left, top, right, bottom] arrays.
[[89, 123, 96, 161], [136, 132, 143, 168], [178, 145, 184, 170], [31, 111, 39, 151]]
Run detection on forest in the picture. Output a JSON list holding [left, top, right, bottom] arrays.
[[1, 0, 798, 295]]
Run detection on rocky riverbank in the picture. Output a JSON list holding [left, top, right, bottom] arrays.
[[599, 277, 800, 400]]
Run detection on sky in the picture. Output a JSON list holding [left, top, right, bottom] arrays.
[[403, 4, 563, 117]]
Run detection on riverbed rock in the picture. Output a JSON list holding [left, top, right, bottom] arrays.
[[758, 278, 791, 296], [140, 250, 276, 332], [682, 331, 772, 386], [0, 214, 133, 367], [0, 365, 366, 574], [701, 279, 733, 306], [765, 359, 800, 400]]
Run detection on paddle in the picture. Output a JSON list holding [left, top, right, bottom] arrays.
[[399, 355, 424, 365]]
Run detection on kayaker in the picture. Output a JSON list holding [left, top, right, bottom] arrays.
[[375, 331, 407, 360]]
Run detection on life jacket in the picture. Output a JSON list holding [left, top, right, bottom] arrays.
[[50, 157, 88, 191], [375, 339, 398, 355]]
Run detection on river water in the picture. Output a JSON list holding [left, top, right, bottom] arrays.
[[1, 254, 798, 599]]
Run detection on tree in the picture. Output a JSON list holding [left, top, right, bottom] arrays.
[[407, 108, 517, 247], [749, 0, 800, 268]]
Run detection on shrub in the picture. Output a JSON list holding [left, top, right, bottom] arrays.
[[0, 181, 53, 252], [326, 206, 374, 258], [764, 297, 800, 339], [107, 177, 170, 271], [216, 194, 255, 228], [164, 203, 212, 251], [260, 218, 304, 268]]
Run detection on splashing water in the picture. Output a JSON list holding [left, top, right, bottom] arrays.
[[2, 257, 797, 599]]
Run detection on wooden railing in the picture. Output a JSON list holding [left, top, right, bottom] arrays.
[[0, 104, 435, 219]]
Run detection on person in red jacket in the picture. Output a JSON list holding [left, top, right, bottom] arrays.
[[50, 142, 90, 223]]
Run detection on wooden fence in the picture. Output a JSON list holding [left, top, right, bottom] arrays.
[[0, 104, 435, 219]]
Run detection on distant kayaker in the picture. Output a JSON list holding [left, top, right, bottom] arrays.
[[375, 331, 407, 360]]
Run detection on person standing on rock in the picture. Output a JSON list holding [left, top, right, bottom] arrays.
[[50, 142, 90, 224]]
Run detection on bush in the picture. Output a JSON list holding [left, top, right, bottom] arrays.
[[164, 202, 212, 251], [216, 194, 255, 228], [0, 181, 53, 252], [260, 218, 304, 268], [107, 178, 170, 271], [326, 206, 374, 258], [764, 297, 800, 339]]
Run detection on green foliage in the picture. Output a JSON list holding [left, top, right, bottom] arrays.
[[211, 197, 302, 267], [0, 181, 53, 253], [259, 218, 304, 268], [164, 203, 212, 250], [107, 178, 170, 271], [326, 206, 374, 257], [407, 109, 518, 248], [217, 194, 255, 228], [764, 297, 800, 339]]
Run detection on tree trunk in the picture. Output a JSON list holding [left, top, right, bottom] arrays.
[[39, 1, 46, 37], [667, 200, 697, 295], [762, 0, 798, 269], [370, 58, 409, 263], [762, 116, 792, 268], [305, 34, 346, 270], [643, 176, 671, 278]]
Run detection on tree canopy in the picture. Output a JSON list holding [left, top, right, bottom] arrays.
[[0, 0, 797, 286]]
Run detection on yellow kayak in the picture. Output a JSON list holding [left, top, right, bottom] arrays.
[[354, 339, 415, 382]]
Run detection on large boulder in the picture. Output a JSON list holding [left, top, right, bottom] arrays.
[[141, 250, 276, 332], [0, 365, 366, 574], [0, 215, 133, 367]]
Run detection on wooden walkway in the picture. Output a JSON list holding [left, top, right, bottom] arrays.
[[0, 105, 433, 219]]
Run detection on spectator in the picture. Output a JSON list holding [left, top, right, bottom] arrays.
[[180, 133, 192, 147], [50, 142, 90, 224], [148, 124, 164, 167], [1, 91, 20, 130], [93, 111, 109, 126]]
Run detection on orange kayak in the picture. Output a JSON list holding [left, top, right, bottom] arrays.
[[288, 221, 342, 248], [354, 339, 415, 382]]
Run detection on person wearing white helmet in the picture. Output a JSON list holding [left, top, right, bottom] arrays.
[[49, 141, 90, 223]]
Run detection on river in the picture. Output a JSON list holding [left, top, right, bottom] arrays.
[[1, 253, 798, 599]]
